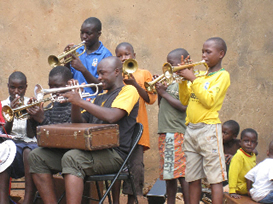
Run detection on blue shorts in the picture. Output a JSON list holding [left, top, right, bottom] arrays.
[[7, 141, 38, 179], [259, 190, 273, 203]]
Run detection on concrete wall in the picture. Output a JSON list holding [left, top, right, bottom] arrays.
[[1, 0, 272, 190]]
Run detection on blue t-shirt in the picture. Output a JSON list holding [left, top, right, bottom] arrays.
[[71, 41, 112, 97]]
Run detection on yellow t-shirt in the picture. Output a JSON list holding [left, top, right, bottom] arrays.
[[179, 69, 230, 125], [111, 85, 140, 114], [228, 148, 256, 194]]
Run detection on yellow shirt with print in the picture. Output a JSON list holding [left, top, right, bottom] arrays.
[[179, 69, 230, 125]]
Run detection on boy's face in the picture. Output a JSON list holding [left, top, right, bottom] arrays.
[[8, 78, 27, 101], [240, 132, 258, 154], [48, 75, 67, 89], [80, 23, 101, 48], [202, 40, 224, 68], [222, 124, 236, 143], [115, 46, 135, 63], [48, 75, 68, 98]]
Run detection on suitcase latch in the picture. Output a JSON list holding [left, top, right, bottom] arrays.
[[43, 129, 49, 138], [73, 130, 81, 139]]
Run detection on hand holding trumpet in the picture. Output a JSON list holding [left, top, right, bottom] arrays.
[[63, 43, 86, 73], [123, 74, 138, 87], [26, 98, 45, 123], [154, 78, 168, 97], [60, 79, 83, 105], [10, 94, 23, 109], [176, 55, 196, 82]]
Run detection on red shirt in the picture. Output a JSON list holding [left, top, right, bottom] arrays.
[[0, 101, 5, 124]]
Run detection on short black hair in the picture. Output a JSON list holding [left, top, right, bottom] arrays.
[[49, 66, 72, 82], [168, 48, 190, 60], [223, 120, 240, 136], [241, 128, 258, 140], [83, 17, 102, 32], [9, 71, 27, 84], [115, 42, 135, 54], [206, 37, 227, 56]]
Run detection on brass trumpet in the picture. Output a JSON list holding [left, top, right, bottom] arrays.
[[144, 74, 171, 94], [122, 59, 138, 78], [48, 41, 86, 67], [144, 60, 208, 93], [1, 97, 52, 122], [35, 82, 103, 100]]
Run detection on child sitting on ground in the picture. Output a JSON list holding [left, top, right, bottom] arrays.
[[245, 140, 273, 203], [222, 120, 240, 176], [229, 128, 258, 199]]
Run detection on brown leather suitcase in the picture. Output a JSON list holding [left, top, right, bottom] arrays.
[[37, 123, 119, 151]]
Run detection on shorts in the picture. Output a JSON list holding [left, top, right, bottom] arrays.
[[28, 147, 123, 179], [8, 141, 38, 179], [259, 190, 273, 203], [122, 145, 144, 195], [158, 132, 186, 180], [183, 123, 227, 184]]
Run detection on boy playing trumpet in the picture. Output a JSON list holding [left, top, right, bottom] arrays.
[[113, 42, 157, 204], [177, 37, 230, 204], [0, 71, 37, 204]]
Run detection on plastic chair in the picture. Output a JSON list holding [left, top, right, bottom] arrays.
[[84, 122, 143, 204]]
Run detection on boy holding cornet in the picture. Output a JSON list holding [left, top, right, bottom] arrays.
[[155, 48, 190, 204], [64, 17, 112, 98], [0, 71, 37, 204], [177, 37, 230, 204], [113, 42, 157, 204]]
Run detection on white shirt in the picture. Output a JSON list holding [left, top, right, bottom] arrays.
[[245, 158, 273, 202], [1, 97, 37, 143]]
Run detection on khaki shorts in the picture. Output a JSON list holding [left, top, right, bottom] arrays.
[[183, 123, 227, 184], [28, 147, 124, 179]]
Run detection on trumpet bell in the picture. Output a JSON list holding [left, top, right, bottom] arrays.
[[34, 84, 44, 100], [48, 55, 61, 67], [1, 106, 14, 122], [123, 59, 138, 77]]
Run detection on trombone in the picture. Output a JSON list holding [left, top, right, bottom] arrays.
[[122, 59, 138, 78], [48, 41, 86, 67], [144, 60, 208, 93]]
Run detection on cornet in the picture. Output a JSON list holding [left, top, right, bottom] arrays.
[[122, 59, 138, 78], [1, 87, 57, 122], [144, 60, 208, 93], [48, 41, 86, 67], [1, 97, 53, 122]]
